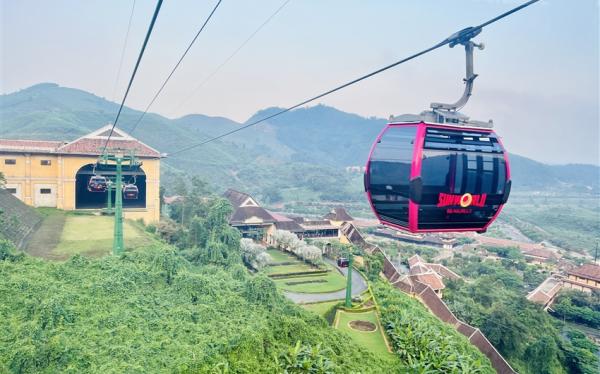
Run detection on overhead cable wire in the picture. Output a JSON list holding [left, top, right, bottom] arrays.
[[102, 0, 164, 154], [169, 0, 292, 116], [111, 0, 137, 101], [128, 0, 223, 135], [170, 0, 540, 156]]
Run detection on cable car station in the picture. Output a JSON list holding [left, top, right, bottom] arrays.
[[0, 125, 161, 224]]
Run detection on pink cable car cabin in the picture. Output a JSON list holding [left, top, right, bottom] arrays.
[[365, 121, 511, 233]]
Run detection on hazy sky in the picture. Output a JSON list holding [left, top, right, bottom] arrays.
[[1, 0, 599, 165]]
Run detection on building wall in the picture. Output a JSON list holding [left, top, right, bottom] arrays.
[[565, 274, 599, 292], [1, 153, 160, 223]]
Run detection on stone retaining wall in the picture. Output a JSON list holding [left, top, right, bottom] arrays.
[[0, 189, 42, 248]]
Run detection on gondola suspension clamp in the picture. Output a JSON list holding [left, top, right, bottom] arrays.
[[392, 27, 493, 129]]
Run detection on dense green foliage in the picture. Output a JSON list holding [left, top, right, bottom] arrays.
[[550, 290, 600, 329], [0, 247, 393, 373], [444, 256, 599, 374], [372, 282, 495, 373], [560, 330, 600, 374]]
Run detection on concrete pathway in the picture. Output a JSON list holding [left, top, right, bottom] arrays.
[[283, 258, 368, 303]]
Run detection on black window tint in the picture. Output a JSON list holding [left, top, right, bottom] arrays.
[[368, 126, 417, 226], [419, 149, 507, 230], [424, 128, 503, 153], [7, 188, 17, 194], [40, 188, 52, 194], [421, 153, 450, 186], [4, 159, 16, 165]]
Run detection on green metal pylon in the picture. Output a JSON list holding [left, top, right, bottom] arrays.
[[113, 152, 124, 255], [98, 148, 139, 256], [106, 182, 114, 214], [345, 253, 354, 308]]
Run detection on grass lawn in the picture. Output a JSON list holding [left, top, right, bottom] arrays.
[[336, 310, 392, 360], [51, 215, 155, 258], [302, 300, 341, 317], [273, 265, 346, 293], [266, 248, 298, 263], [265, 263, 320, 275]]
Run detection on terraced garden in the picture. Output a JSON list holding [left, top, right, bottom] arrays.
[[266, 249, 347, 293]]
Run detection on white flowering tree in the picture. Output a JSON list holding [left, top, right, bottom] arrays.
[[271, 229, 323, 266], [272, 230, 298, 251], [240, 238, 271, 270]]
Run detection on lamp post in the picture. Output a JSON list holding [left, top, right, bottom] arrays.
[[345, 252, 354, 308]]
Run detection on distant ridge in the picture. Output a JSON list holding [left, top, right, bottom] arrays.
[[1, 83, 598, 194]]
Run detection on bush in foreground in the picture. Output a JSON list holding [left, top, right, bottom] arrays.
[[0, 247, 389, 373]]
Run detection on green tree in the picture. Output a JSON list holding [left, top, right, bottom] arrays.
[[481, 304, 527, 355], [525, 336, 559, 374], [278, 341, 336, 374]]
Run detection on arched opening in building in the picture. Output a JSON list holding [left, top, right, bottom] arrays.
[[75, 164, 146, 209]]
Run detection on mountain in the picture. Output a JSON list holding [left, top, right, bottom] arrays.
[[1, 83, 598, 198]]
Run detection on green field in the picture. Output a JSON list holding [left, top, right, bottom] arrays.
[[266, 248, 297, 262], [302, 300, 341, 317], [273, 268, 346, 293], [51, 215, 155, 258], [335, 310, 392, 360], [266, 249, 347, 293], [265, 263, 320, 275]]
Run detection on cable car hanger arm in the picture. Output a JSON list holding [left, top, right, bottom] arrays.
[[430, 34, 484, 112]]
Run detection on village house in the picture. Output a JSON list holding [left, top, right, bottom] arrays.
[[223, 189, 352, 244], [562, 263, 600, 293], [527, 276, 564, 309], [0, 125, 161, 223], [406, 254, 462, 298], [522, 247, 559, 265]]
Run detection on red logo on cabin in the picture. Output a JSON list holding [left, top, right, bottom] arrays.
[[437, 193, 487, 208]]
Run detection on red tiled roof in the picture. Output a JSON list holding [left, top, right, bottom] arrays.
[[412, 273, 445, 290], [0, 126, 161, 158], [57, 138, 160, 158], [408, 254, 425, 267], [275, 220, 305, 232], [523, 247, 559, 260], [267, 210, 305, 232], [223, 189, 254, 208], [426, 263, 462, 280], [568, 263, 600, 282], [229, 206, 275, 224], [409, 264, 430, 275], [324, 207, 354, 221], [0, 139, 64, 153]]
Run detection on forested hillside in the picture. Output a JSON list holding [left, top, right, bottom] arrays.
[[0, 247, 391, 372]]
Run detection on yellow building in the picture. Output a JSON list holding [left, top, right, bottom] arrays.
[[0, 125, 161, 223], [563, 263, 600, 293]]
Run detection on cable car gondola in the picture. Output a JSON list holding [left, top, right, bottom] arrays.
[[365, 119, 510, 233], [337, 257, 350, 268], [88, 175, 108, 193], [364, 36, 511, 233], [123, 184, 139, 200]]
